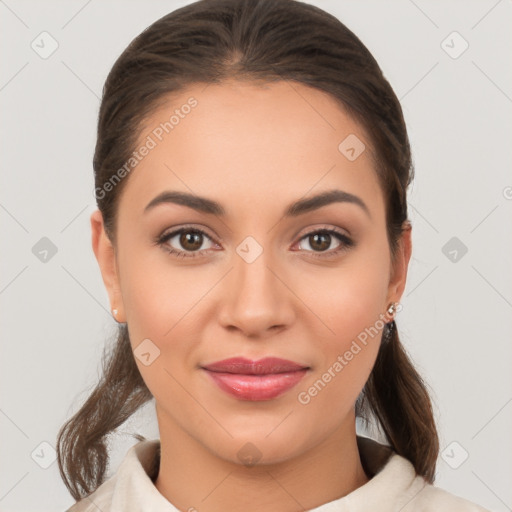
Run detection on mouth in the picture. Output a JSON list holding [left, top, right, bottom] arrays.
[[201, 357, 310, 401]]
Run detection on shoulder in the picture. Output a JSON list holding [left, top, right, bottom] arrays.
[[63, 438, 160, 512], [356, 436, 490, 512], [400, 474, 491, 512], [64, 475, 115, 512]]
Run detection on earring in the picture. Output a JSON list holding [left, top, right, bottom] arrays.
[[386, 302, 399, 318], [383, 318, 395, 343], [112, 309, 118, 318], [383, 302, 398, 343]]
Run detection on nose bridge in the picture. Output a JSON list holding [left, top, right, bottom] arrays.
[[218, 233, 293, 335], [233, 235, 280, 306]]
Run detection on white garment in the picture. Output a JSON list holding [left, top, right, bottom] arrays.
[[66, 436, 490, 511]]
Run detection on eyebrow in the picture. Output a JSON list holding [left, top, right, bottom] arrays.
[[144, 189, 371, 219]]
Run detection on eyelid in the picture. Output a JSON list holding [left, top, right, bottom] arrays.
[[159, 223, 217, 241], [293, 223, 351, 242]]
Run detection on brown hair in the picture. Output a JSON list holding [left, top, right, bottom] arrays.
[[57, 0, 439, 501]]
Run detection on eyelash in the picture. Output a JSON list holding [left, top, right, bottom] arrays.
[[154, 224, 354, 260]]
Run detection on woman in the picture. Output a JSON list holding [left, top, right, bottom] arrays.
[[57, 0, 490, 510]]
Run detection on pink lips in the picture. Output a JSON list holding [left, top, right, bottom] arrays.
[[201, 357, 309, 401]]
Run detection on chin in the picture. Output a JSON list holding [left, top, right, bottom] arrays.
[[200, 420, 319, 468]]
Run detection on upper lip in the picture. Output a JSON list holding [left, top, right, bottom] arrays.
[[201, 357, 309, 375]]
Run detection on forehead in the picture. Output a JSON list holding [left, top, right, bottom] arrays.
[[119, 79, 384, 221]]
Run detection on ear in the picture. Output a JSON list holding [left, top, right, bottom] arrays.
[[386, 220, 412, 306], [90, 209, 126, 322]]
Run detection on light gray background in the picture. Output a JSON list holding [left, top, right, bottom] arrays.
[[1, 0, 511, 510]]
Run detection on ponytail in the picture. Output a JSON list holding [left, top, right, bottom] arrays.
[[56, 325, 152, 500], [357, 321, 439, 483]]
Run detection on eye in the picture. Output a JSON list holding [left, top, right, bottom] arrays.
[[294, 227, 354, 258], [156, 226, 218, 259]]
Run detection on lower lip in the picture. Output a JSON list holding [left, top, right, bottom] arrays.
[[203, 369, 308, 401]]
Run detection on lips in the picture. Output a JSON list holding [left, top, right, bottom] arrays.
[[201, 357, 309, 401], [202, 357, 307, 375]]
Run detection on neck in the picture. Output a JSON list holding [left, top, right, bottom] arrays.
[[154, 408, 369, 512]]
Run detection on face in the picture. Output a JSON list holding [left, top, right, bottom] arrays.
[[92, 79, 410, 465]]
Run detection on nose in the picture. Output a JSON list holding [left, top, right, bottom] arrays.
[[217, 244, 295, 339]]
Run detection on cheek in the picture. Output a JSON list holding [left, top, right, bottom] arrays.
[[119, 248, 209, 338], [295, 341, 378, 441], [118, 252, 217, 398], [294, 241, 390, 406], [119, 261, 200, 407], [300, 243, 390, 341], [296, 283, 387, 422]]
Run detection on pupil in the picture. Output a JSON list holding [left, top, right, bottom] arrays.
[[181, 231, 202, 250], [311, 233, 330, 251]]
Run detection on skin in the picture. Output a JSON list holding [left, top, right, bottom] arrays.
[[91, 79, 412, 512]]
